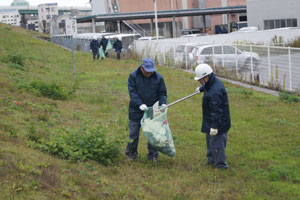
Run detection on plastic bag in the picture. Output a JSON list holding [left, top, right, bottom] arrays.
[[99, 47, 105, 59], [106, 40, 112, 52], [141, 106, 176, 157]]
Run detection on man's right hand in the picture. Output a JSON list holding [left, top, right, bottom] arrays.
[[139, 104, 148, 111], [195, 87, 201, 93]]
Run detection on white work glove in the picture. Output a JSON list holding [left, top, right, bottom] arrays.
[[139, 104, 148, 111], [161, 104, 167, 108], [210, 128, 218, 136], [195, 86, 201, 93]]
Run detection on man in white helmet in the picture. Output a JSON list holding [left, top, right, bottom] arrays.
[[90, 36, 100, 60], [194, 63, 231, 169]]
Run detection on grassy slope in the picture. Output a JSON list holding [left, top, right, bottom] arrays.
[[0, 23, 299, 200]]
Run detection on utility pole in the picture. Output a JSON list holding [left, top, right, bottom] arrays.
[[170, 0, 176, 38], [154, 0, 159, 40]]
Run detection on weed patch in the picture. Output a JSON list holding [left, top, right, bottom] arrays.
[[279, 91, 299, 103], [1, 52, 26, 67], [8, 63, 24, 71], [251, 165, 300, 183], [32, 124, 122, 165], [28, 81, 69, 100]]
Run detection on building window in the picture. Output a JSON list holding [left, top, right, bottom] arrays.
[[264, 18, 297, 30], [292, 19, 297, 27]]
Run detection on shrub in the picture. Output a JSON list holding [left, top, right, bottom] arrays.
[[279, 91, 299, 103], [29, 81, 69, 100], [8, 63, 24, 71], [288, 36, 300, 48], [37, 125, 122, 165], [8, 52, 25, 66]]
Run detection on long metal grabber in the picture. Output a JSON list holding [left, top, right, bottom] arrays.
[[158, 91, 200, 111]]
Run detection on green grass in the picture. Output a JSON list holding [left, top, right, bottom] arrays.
[[0, 23, 300, 199]]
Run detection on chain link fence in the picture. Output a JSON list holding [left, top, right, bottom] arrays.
[[49, 31, 300, 92], [50, 34, 138, 54]]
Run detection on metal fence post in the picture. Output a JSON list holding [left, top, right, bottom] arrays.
[[212, 42, 215, 68], [250, 44, 254, 82], [185, 45, 188, 70], [173, 46, 176, 68], [288, 47, 292, 91], [71, 36, 76, 80], [163, 49, 166, 66], [235, 44, 238, 76], [268, 44, 271, 83], [222, 43, 224, 68]]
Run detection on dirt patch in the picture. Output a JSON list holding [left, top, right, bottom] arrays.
[[38, 165, 61, 190]]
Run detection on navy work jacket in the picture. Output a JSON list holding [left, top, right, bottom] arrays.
[[201, 73, 231, 134], [113, 40, 122, 51], [100, 38, 108, 51], [128, 66, 167, 122], [90, 40, 100, 53]]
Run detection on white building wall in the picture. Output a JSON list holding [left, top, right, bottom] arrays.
[[0, 9, 20, 26], [38, 3, 58, 32], [247, 0, 300, 30]]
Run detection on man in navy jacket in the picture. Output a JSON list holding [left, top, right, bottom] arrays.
[[113, 38, 122, 60], [126, 58, 167, 161], [194, 64, 231, 169], [100, 36, 108, 57], [90, 36, 100, 60]]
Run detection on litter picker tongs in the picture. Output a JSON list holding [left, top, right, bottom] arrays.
[[158, 91, 200, 112]]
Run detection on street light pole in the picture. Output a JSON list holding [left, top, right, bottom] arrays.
[[154, 0, 159, 40]]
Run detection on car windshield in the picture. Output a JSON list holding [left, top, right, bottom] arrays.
[[176, 45, 185, 53]]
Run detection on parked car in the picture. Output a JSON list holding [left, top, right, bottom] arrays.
[[180, 33, 208, 38], [174, 43, 198, 66], [181, 29, 201, 35], [191, 44, 261, 70], [231, 26, 258, 34], [137, 36, 164, 41]]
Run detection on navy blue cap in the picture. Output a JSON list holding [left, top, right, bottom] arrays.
[[142, 58, 156, 72]]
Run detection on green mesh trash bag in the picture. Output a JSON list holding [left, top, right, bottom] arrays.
[[106, 40, 112, 52], [141, 107, 176, 157], [99, 47, 105, 59]]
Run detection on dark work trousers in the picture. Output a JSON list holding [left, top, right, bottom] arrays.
[[125, 120, 158, 159], [206, 133, 228, 169], [116, 50, 121, 60], [92, 51, 99, 60]]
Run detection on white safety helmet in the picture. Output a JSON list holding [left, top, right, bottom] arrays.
[[194, 63, 213, 81], [93, 36, 97, 40]]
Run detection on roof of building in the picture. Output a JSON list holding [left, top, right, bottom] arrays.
[[11, 0, 29, 7]]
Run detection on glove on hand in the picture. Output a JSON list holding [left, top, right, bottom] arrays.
[[195, 87, 201, 93], [161, 104, 167, 108], [210, 128, 218, 136], [139, 104, 148, 111]]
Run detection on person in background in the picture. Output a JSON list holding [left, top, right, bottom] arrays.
[[194, 63, 231, 169], [90, 36, 100, 60], [126, 57, 167, 161], [100, 36, 108, 58], [113, 38, 122, 60]]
